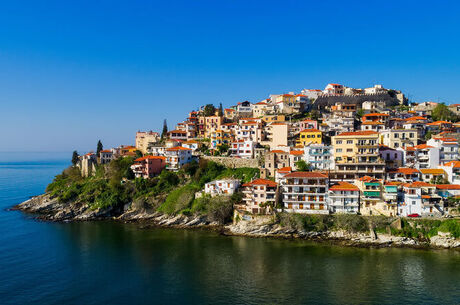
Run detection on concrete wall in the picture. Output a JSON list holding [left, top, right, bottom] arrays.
[[201, 156, 259, 168]]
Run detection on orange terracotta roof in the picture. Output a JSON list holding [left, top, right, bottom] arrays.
[[134, 155, 166, 162], [336, 131, 378, 136], [100, 150, 112, 153], [384, 181, 402, 186], [420, 169, 446, 175], [362, 121, 384, 125], [277, 167, 292, 173], [270, 150, 288, 154], [358, 176, 381, 182], [300, 128, 321, 133], [362, 113, 390, 117], [426, 121, 451, 126], [436, 184, 460, 190], [413, 144, 434, 150], [433, 137, 458, 143], [404, 181, 433, 188], [329, 182, 359, 191], [242, 178, 277, 187], [284, 172, 328, 178], [290, 150, 303, 156], [405, 116, 427, 121], [422, 195, 431, 199], [166, 147, 192, 151], [388, 168, 420, 175], [443, 161, 460, 168]]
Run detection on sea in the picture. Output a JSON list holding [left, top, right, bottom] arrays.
[[0, 152, 459, 305]]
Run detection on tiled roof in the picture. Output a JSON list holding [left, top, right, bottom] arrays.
[[277, 167, 292, 173], [166, 147, 192, 151], [443, 161, 460, 168], [420, 169, 446, 175], [436, 184, 460, 190], [134, 156, 166, 162], [300, 128, 321, 133], [329, 182, 359, 191], [336, 131, 378, 136], [413, 144, 434, 150], [388, 168, 420, 175], [284, 172, 328, 178], [358, 176, 381, 182], [404, 181, 433, 188], [270, 150, 288, 154], [242, 178, 277, 187], [362, 113, 390, 117], [290, 150, 303, 156]]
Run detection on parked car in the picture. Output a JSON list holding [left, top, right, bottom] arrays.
[[407, 213, 421, 218]]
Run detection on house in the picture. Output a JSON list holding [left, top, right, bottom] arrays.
[[168, 129, 188, 141], [330, 103, 356, 118], [383, 181, 402, 216], [135, 131, 160, 154], [381, 129, 418, 149], [419, 169, 447, 183], [120, 145, 137, 157], [235, 121, 263, 143], [427, 137, 459, 164], [438, 161, 460, 184], [328, 182, 360, 214], [448, 104, 460, 116], [240, 178, 277, 214], [298, 119, 318, 130], [405, 144, 440, 169], [386, 168, 421, 183], [435, 184, 460, 211], [302, 143, 333, 170], [182, 140, 200, 152], [210, 129, 233, 149], [148, 144, 166, 156], [261, 114, 285, 123], [361, 113, 390, 125], [224, 108, 236, 120], [261, 122, 288, 149], [355, 176, 388, 216], [401, 181, 442, 217], [324, 116, 355, 135], [364, 84, 388, 95], [289, 150, 304, 169], [131, 156, 166, 178], [332, 131, 385, 180], [280, 172, 329, 214], [360, 121, 385, 132], [204, 179, 240, 197], [379, 145, 404, 169], [236, 101, 253, 116], [264, 150, 290, 177], [165, 146, 193, 171], [99, 149, 114, 164], [229, 140, 254, 159], [426, 121, 453, 133], [323, 83, 344, 95], [296, 129, 322, 146], [300, 89, 323, 100], [275, 166, 292, 184]]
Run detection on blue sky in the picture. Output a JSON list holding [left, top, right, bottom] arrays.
[[1, 0, 459, 152]]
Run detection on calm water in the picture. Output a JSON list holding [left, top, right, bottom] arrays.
[[0, 152, 459, 305]]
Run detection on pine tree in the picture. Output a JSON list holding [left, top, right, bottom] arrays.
[[97, 140, 103, 155], [161, 119, 168, 139], [71, 150, 79, 166]]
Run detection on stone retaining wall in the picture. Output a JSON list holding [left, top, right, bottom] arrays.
[[201, 156, 259, 168]]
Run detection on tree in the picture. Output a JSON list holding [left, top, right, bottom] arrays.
[[431, 175, 449, 185], [432, 103, 458, 122], [96, 140, 103, 155], [71, 151, 79, 166], [135, 150, 143, 158], [308, 110, 320, 120], [217, 144, 229, 156], [161, 119, 168, 139], [356, 108, 365, 118], [218, 103, 224, 116], [203, 104, 216, 117], [295, 160, 311, 171], [424, 131, 433, 141]]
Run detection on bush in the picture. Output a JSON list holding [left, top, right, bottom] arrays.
[[157, 184, 199, 215], [333, 214, 369, 233], [437, 219, 460, 238], [207, 196, 233, 224]]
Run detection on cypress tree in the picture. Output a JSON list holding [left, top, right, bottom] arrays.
[[71, 150, 79, 166], [161, 119, 168, 139], [97, 140, 103, 155], [218, 102, 224, 116]]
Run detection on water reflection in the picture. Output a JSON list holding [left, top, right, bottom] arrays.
[[50, 222, 460, 305]]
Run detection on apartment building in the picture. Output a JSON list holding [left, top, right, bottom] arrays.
[[135, 131, 160, 154], [262, 122, 288, 149], [296, 129, 322, 147], [280, 172, 329, 214], [328, 182, 360, 214], [405, 144, 440, 169], [204, 179, 240, 197], [439, 161, 460, 184], [419, 169, 447, 183], [386, 168, 421, 183], [427, 137, 459, 164], [240, 178, 277, 214], [302, 143, 333, 170], [131, 156, 166, 178], [332, 131, 385, 180], [229, 140, 254, 159], [264, 150, 290, 177], [381, 129, 418, 149], [165, 146, 193, 171], [355, 176, 388, 216], [401, 182, 442, 217]]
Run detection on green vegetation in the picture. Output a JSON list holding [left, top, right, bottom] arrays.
[[71, 151, 79, 166], [97, 140, 103, 155], [431, 103, 459, 122], [161, 119, 168, 140], [430, 175, 449, 184], [46, 158, 258, 222], [277, 213, 460, 239], [295, 160, 311, 171], [203, 104, 216, 117]]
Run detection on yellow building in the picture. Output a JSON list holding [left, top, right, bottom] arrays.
[[261, 114, 286, 123], [296, 129, 322, 146], [332, 131, 385, 180]]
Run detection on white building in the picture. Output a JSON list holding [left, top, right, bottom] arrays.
[[165, 146, 193, 171], [328, 182, 360, 214], [302, 143, 333, 170], [182, 140, 200, 152], [427, 137, 459, 164], [323, 83, 344, 95], [404, 144, 440, 169], [230, 140, 254, 159], [99, 149, 114, 164], [401, 182, 442, 217], [300, 89, 323, 100], [204, 179, 240, 197], [280, 172, 329, 214], [438, 161, 460, 184]]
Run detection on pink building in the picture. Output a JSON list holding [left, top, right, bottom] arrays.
[[131, 156, 166, 178]]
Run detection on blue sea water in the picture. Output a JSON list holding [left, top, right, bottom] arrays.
[[0, 152, 459, 305]]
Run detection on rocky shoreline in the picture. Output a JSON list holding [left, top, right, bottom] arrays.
[[13, 194, 460, 250]]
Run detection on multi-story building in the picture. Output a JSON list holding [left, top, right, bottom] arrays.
[[386, 168, 421, 183], [181, 140, 200, 152], [204, 179, 240, 197], [379, 145, 404, 169], [240, 178, 277, 214], [328, 182, 360, 214], [235, 122, 263, 143], [323, 83, 344, 95], [289, 150, 303, 169], [236, 101, 253, 117], [355, 176, 388, 216], [168, 129, 188, 141], [210, 129, 233, 149], [439, 161, 460, 184], [330, 103, 356, 118], [380, 129, 418, 149], [383, 181, 402, 216], [401, 181, 442, 217], [229, 140, 254, 159], [361, 113, 390, 125], [261, 122, 288, 149], [332, 131, 385, 180], [135, 131, 160, 154], [280, 172, 329, 214], [324, 116, 355, 136], [264, 150, 290, 177], [405, 144, 440, 169], [427, 137, 459, 164], [302, 143, 333, 170], [99, 149, 114, 164], [131, 156, 166, 178], [419, 169, 447, 183], [165, 146, 193, 171], [360, 121, 385, 132], [296, 129, 322, 147], [204, 116, 223, 138]]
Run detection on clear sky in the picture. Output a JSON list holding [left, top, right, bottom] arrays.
[[1, 0, 459, 152]]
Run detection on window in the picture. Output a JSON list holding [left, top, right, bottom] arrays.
[[336, 140, 342, 144], [336, 149, 342, 153], [347, 140, 353, 144]]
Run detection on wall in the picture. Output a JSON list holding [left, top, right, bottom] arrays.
[[201, 156, 259, 168]]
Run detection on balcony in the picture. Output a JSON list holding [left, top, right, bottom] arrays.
[[363, 191, 380, 197]]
